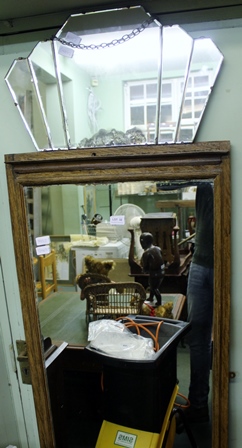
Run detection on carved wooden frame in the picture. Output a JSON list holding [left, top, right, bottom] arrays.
[[5, 141, 230, 448]]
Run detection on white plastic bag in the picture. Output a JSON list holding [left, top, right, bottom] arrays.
[[88, 319, 127, 341], [88, 319, 155, 360]]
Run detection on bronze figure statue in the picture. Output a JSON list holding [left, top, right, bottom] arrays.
[[140, 232, 165, 306]]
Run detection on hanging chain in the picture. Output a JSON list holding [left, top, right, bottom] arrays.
[[53, 17, 155, 50]]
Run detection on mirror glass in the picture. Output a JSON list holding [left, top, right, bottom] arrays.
[[26, 178, 214, 445], [5, 6, 223, 150]]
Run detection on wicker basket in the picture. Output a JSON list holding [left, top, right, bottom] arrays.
[[83, 282, 146, 322]]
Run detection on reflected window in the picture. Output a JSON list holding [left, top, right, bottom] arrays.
[[130, 106, 144, 125], [180, 74, 211, 125], [162, 83, 172, 98], [183, 100, 192, 119], [126, 80, 175, 142], [179, 128, 193, 141], [130, 85, 144, 101], [127, 80, 158, 138], [194, 98, 207, 118], [160, 104, 172, 123], [159, 132, 173, 143], [125, 70, 214, 143], [147, 105, 156, 124], [147, 83, 157, 98]]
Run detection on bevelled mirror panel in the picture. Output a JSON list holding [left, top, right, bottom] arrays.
[[5, 6, 223, 150]]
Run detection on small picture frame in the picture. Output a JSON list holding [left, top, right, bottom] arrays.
[[84, 185, 96, 221], [49, 235, 76, 284]]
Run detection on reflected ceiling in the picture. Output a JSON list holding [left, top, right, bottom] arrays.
[[5, 6, 223, 151]]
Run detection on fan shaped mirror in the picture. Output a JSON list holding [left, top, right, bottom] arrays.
[[5, 6, 223, 151]]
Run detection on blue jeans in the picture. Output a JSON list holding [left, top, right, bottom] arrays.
[[186, 262, 214, 408]]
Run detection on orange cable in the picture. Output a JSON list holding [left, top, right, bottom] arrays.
[[116, 317, 164, 352], [174, 392, 190, 409]]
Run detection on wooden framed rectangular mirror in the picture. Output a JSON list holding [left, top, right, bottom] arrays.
[[5, 141, 230, 448]]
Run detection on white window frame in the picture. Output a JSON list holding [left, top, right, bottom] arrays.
[[124, 72, 212, 143]]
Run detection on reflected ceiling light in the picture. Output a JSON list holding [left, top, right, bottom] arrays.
[[5, 6, 224, 151]]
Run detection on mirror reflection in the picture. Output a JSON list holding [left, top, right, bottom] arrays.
[[5, 6, 223, 150], [26, 178, 213, 446], [26, 179, 202, 343]]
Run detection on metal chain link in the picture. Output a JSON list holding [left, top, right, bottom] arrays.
[[53, 17, 155, 50]]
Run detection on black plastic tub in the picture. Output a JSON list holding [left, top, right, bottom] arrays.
[[85, 315, 190, 433]]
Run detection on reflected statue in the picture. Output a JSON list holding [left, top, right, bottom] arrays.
[[140, 232, 165, 306]]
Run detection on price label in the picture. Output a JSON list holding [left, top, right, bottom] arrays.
[[114, 430, 137, 448], [36, 235, 50, 246], [110, 215, 125, 225], [36, 245, 51, 256]]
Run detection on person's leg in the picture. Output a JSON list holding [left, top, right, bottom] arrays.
[[186, 262, 214, 412]]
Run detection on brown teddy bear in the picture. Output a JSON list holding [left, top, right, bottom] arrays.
[[84, 255, 115, 276], [75, 256, 115, 300], [155, 302, 173, 319], [142, 301, 174, 319]]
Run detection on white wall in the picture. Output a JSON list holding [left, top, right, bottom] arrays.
[[0, 22, 242, 447], [0, 266, 19, 447], [0, 48, 41, 448]]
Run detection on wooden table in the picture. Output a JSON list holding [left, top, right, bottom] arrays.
[[38, 290, 186, 345]]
